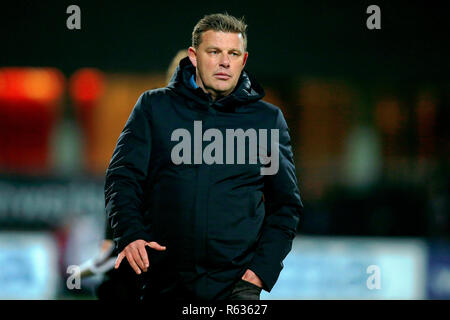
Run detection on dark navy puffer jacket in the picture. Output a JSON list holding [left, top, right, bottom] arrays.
[[105, 57, 303, 300]]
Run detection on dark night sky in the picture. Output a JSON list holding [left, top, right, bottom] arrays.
[[1, 0, 449, 82]]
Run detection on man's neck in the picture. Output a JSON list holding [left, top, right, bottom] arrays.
[[194, 74, 231, 102], [195, 79, 217, 101]]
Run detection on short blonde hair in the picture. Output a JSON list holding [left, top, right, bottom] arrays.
[[192, 13, 247, 51]]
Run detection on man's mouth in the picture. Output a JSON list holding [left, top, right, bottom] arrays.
[[214, 73, 231, 80]]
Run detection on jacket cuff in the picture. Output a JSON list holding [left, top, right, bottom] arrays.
[[247, 259, 283, 292]]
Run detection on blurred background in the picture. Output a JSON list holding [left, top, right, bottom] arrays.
[[0, 0, 448, 299]]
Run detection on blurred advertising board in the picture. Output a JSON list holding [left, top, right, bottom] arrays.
[[0, 232, 59, 299], [426, 241, 450, 299], [0, 175, 104, 228], [262, 236, 428, 300], [0, 175, 105, 299]]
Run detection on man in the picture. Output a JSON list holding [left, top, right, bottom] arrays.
[[105, 13, 303, 300]]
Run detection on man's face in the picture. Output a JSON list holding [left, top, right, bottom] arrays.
[[188, 30, 248, 100]]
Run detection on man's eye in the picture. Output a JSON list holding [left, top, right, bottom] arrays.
[[210, 51, 217, 54]]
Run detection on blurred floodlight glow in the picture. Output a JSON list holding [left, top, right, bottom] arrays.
[[0, 68, 64, 104], [69, 68, 105, 104]]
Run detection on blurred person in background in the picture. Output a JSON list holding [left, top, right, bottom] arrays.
[[166, 49, 189, 84], [105, 13, 303, 301]]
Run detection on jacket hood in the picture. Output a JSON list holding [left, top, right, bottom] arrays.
[[167, 57, 265, 110]]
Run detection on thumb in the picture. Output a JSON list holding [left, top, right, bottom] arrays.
[[146, 241, 166, 251]]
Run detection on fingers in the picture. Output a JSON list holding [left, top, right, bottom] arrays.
[[116, 250, 142, 274], [114, 240, 148, 274], [130, 246, 147, 273], [138, 245, 150, 269], [146, 241, 167, 251], [115, 240, 167, 275], [126, 252, 142, 275], [115, 252, 125, 269]]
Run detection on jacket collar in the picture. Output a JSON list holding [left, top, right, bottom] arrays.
[[168, 57, 265, 111]]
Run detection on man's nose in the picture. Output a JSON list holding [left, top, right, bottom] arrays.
[[219, 54, 230, 67]]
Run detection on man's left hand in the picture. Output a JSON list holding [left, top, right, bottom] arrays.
[[241, 269, 263, 288]]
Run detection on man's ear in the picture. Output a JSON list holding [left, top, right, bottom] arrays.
[[242, 52, 248, 67], [188, 47, 197, 67]]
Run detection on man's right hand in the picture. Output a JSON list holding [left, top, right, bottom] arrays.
[[114, 239, 166, 275]]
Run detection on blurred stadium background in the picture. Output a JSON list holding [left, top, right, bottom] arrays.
[[0, 1, 448, 299]]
